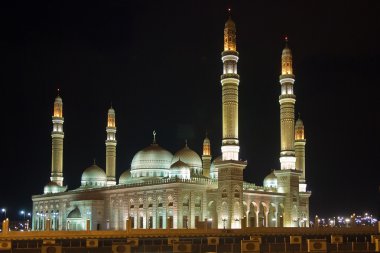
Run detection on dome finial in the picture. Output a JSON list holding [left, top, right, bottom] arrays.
[[153, 130, 157, 144], [298, 112, 301, 120], [185, 139, 188, 147], [93, 158, 96, 165]]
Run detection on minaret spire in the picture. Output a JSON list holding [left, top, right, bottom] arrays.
[[106, 106, 117, 186], [221, 11, 239, 160], [51, 92, 64, 186], [202, 133, 211, 177], [279, 37, 296, 170]]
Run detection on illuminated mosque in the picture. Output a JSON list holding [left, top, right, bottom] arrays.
[[32, 15, 310, 231]]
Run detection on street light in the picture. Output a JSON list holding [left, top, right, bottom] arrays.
[[222, 218, 227, 229], [1, 208, 6, 219], [20, 210, 25, 220]]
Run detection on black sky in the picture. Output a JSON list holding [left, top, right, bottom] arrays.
[[1, 1, 379, 220]]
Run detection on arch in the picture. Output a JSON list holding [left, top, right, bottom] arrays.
[[258, 202, 268, 227], [248, 201, 258, 227], [277, 203, 284, 227], [207, 201, 217, 229], [268, 203, 277, 227]]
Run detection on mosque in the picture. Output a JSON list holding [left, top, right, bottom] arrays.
[[31, 15, 310, 231]]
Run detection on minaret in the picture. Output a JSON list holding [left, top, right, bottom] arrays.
[[202, 134, 211, 177], [215, 11, 246, 230], [106, 106, 117, 186], [221, 12, 240, 161], [295, 114, 307, 192], [50, 92, 64, 186], [279, 37, 296, 170]]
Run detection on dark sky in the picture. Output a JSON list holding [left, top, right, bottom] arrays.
[[1, 1, 379, 220]]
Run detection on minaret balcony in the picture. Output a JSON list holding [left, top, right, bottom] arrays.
[[221, 73, 240, 80], [221, 50, 239, 57]]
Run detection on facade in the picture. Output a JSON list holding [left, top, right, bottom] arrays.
[[32, 16, 311, 231]]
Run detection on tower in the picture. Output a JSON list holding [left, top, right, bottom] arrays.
[[106, 106, 117, 186], [216, 12, 246, 229], [295, 114, 307, 192], [279, 37, 296, 171], [50, 93, 64, 186], [221, 13, 239, 161], [275, 38, 302, 227], [202, 134, 211, 177]]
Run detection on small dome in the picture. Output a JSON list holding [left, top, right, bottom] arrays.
[[295, 118, 304, 127], [225, 16, 236, 29], [54, 95, 62, 103], [119, 170, 131, 185], [172, 145, 202, 169], [67, 207, 82, 219], [108, 107, 115, 114], [44, 181, 61, 194], [81, 163, 107, 187], [210, 155, 222, 179], [170, 159, 190, 179], [263, 171, 277, 188]]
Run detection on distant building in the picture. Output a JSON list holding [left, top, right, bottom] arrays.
[[32, 15, 310, 231]]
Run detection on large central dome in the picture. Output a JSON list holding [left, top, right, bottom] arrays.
[[131, 143, 173, 178]]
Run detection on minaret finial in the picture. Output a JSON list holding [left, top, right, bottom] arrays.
[[57, 88, 60, 96], [110, 101, 113, 109], [284, 35, 289, 48], [298, 112, 301, 119], [153, 130, 157, 144]]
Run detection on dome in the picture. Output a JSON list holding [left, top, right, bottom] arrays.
[[81, 163, 107, 187], [67, 207, 82, 219], [108, 107, 115, 114], [225, 16, 236, 29], [295, 118, 304, 127], [172, 145, 202, 169], [54, 95, 62, 103], [170, 159, 190, 179], [119, 170, 131, 185], [131, 143, 173, 178], [210, 155, 222, 179], [263, 171, 277, 188], [44, 181, 61, 194]]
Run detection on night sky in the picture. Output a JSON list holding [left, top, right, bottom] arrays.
[[1, 1, 379, 220]]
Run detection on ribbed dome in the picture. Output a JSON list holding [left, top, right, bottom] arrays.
[[131, 144, 173, 170], [172, 145, 202, 169], [210, 155, 222, 179], [81, 164, 107, 187], [170, 159, 190, 179], [44, 181, 60, 194], [67, 207, 82, 218], [130, 143, 173, 178], [263, 171, 278, 188], [119, 170, 131, 185]]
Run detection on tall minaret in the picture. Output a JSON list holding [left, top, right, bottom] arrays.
[[279, 37, 296, 170], [221, 12, 240, 161], [106, 106, 117, 186], [51, 92, 64, 186], [216, 11, 246, 230], [295, 114, 307, 192], [202, 134, 211, 177]]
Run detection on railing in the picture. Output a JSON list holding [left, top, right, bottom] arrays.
[[243, 182, 278, 192]]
